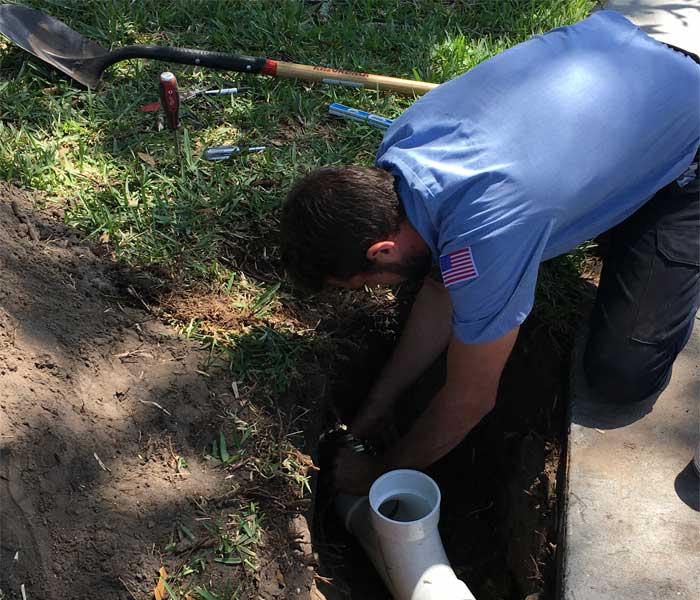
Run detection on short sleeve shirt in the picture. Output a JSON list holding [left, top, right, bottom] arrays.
[[375, 10, 700, 344]]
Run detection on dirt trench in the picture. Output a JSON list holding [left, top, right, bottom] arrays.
[[0, 184, 320, 599], [312, 277, 586, 599]]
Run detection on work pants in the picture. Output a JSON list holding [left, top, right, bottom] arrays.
[[584, 43, 700, 404], [584, 175, 699, 403]]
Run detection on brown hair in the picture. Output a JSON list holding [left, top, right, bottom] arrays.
[[280, 166, 404, 289]]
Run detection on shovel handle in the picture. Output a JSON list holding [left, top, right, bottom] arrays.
[[270, 60, 436, 96], [108, 45, 268, 74], [107, 46, 435, 96]]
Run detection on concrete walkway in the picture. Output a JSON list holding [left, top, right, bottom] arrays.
[[604, 0, 700, 55], [562, 7, 700, 598], [563, 315, 699, 599]]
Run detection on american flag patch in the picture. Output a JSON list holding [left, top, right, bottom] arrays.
[[439, 247, 478, 287]]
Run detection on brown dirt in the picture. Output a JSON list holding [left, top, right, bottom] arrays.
[[0, 184, 321, 599]]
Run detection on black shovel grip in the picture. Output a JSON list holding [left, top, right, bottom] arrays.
[[106, 45, 268, 74]]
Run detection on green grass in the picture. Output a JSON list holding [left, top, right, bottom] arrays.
[[0, 0, 597, 594], [0, 0, 596, 327], [1, 0, 596, 280]]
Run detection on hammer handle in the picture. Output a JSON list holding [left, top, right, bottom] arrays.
[[158, 71, 180, 131]]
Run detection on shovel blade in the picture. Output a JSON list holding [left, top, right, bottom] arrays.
[[0, 4, 109, 88]]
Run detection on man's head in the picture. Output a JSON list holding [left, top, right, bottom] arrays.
[[280, 166, 431, 289]]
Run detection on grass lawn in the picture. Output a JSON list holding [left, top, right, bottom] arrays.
[[0, 1, 597, 597]]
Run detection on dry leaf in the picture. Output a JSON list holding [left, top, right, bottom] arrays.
[[99, 231, 110, 244], [137, 152, 156, 167], [154, 566, 167, 600]]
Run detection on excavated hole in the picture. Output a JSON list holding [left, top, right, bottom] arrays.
[[311, 295, 578, 600]]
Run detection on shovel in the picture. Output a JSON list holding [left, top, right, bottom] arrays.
[[0, 4, 437, 96]]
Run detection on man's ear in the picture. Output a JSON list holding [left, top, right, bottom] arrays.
[[366, 240, 396, 263]]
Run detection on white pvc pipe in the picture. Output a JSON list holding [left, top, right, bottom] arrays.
[[336, 469, 476, 600]]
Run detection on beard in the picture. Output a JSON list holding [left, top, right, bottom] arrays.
[[367, 252, 433, 281]]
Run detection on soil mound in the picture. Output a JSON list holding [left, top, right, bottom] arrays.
[[0, 185, 316, 599]]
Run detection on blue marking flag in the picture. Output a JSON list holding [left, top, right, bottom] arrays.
[[439, 247, 478, 287]]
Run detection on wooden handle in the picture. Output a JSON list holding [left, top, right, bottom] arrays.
[[266, 60, 437, 96]]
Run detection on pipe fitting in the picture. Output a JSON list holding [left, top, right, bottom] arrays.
[[337, 469, 476, 600]]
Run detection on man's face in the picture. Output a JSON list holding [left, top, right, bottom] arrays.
[[328, 253, 432, 289]]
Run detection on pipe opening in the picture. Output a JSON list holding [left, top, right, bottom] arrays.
[[370, 469, 441, 525], [377, 493, 432, 522]]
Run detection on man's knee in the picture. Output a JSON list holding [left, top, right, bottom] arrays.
[[583, 334, 671, 404]]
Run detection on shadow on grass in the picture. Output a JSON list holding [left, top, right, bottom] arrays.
[[0, 0, 602, 282]]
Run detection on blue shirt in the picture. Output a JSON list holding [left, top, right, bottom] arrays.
[[375, 10, 700, 344]]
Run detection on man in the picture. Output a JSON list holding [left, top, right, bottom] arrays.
[[280, 11, 700, 495]]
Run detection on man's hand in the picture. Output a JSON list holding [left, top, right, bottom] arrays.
[[337, 328, 518, 497], [333, 448, 387, 496]]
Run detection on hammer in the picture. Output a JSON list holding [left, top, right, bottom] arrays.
[[159, 71, 181, 152]]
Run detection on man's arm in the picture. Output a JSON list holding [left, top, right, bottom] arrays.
[[381, 327, 518, 469], [351, 277, 453, 435], [336, 327, 519, 494]]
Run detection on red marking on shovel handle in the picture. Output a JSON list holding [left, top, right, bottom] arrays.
[[261, 59, 278, 76]]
